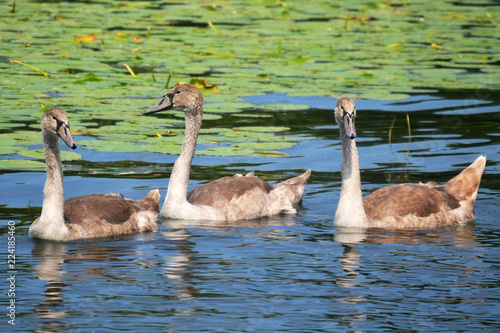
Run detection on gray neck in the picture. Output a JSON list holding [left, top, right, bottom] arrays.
[[39, 133, 66, 227], [163, 110, 202, 208], [334, 129, 369, 228]]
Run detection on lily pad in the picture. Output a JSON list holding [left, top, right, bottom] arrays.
[[18, 149, 83, 161], [0, 159, 46, 171], [78, 139, 148, 153], [0, 146, 29, 156], [200, 146, 257, 157], [0, 0, 497, 171]]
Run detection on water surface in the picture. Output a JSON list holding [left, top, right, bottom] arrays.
[[1, 93, 499, 332]]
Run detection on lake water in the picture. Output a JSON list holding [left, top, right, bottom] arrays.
[[1, 92, 499, 332]]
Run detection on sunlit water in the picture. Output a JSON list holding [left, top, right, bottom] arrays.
[[1, 93, 499, 332]]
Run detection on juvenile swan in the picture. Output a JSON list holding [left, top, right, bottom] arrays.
[[145, 84, 311, 221], [29, 107, 160, 241], [333, 97, 486, 229]]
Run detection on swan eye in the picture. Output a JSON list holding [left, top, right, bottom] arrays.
[[176, 90, 181, 94]]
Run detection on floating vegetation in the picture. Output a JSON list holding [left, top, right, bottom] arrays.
[[0, 0, 498, 171], [123, 63, 137, 78], [9, 60, 49, 77]]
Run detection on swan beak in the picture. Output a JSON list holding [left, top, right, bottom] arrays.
[[343, 114, 357, 140], [57, 123, 77, 149], [145, 94, 173, 114]]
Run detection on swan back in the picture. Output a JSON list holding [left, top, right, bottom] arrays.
[[62, 189, 160, 237], [186, 175, 274, 206], [185, 170, 311, 220]]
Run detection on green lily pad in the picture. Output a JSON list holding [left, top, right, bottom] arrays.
[[78, 139, 148, 153], [233, 126, 290, 133], [0, 159, 46, 171], [200, 146, 257, 157], [232, 113, 274, 118], [18, 149, 82, 161], [0, 131, 41, 146], [258, 104, 310, 111], [0, 146, 29, 156], [0, 0, 497, 169], [242, 141, 297, 150]]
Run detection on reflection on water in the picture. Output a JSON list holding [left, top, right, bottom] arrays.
[[161, 215, 303, 303], [2, 93, 500, 332], [335, 223, 478, 246], [12, 209, 500, 332], [31, 240, 145, 332], [32, 242, 67, 332], [160, 227, 197, 302], [334, 223, 480, 310]]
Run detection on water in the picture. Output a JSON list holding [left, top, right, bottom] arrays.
[[1, 93, 500, 332]]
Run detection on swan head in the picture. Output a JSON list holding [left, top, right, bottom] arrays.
[[334, 97, 357, 140], [145, 84, 203, 116], [42, 107, 77, 149]]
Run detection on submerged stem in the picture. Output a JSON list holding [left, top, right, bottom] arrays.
[[388, 116, 397, 145]]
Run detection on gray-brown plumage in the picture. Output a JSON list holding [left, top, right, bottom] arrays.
[[29, 107, 160, 241], [333, 97, 486, 229], [145, 84, 311, 221], [186, 175, 274, 206]]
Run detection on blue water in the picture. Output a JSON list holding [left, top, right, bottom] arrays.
[[1, 93, 499, 332]]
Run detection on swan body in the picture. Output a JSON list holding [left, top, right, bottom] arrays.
[[333, 97, 486, 229], [146, 84, 311, 221], [29, 107, 160, 241]]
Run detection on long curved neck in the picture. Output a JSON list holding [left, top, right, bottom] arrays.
[[334, 128, 369, 228], [39, 132, 68, 231], [163, 110, 202, 208]]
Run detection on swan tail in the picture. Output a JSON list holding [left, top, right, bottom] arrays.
[[135, 189, 160, 232], [445, 156, 486, 203], [272, 169, 311, 204], [137, 189, 161, 213]]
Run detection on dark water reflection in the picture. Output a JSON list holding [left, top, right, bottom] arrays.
[[1, 92, 499, 332]]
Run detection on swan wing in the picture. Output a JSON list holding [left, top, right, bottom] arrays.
[[187, 175, 273, 207], [363, 184, 460, 221], [64, 194, 138, 225]]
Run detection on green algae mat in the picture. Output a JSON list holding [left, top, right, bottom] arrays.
[[1, 0, 498, 170]]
